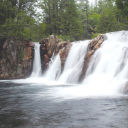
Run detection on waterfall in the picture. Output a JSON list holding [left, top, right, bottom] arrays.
[[45, 54, 61, 80], [28, 31, 128, 97], [10, 31, 128, 98], [81, 31, 128, 95], [31, 43, 42, 77], [43, 31, 128, 98], [58, 40, 90, 83], [44, 40, 90, 83]]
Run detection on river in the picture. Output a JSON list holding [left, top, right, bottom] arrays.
[[0, 81, 128, 128]]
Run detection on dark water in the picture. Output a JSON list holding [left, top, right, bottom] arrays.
[[0, 82, 128, 128]]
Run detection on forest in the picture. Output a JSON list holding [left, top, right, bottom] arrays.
[[0, 0, 128, 41]]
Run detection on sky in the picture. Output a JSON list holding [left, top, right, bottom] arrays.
[[89, 0, 98, 5], [77, 0, 97, 5], [89, 0, 95, 4]]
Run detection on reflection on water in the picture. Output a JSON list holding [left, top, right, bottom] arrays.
[[0, 82, 128, 128]]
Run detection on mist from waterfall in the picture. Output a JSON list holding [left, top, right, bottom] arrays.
[[44, 40, 90, 84], [45, 54, 61, 81], [81, 31, 128, 95], [31, 43, 42, 77], [11, 31, 128, 98], [58, 40, 90, 83], [43, 31, 128, 99]]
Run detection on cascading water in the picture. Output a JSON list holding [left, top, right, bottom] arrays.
[[81, 31, 128, 95], [45, 31, 128, 99], [31, 43, 42, 77], [58, 40, 90, 83], [45, 54, 61, 80], [13, 31, 128, 98]]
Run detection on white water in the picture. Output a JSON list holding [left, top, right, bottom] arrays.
[[45, 54, 61, 80], [44, 31, 128, 99], [5, 31, 128, 99], [81, 31, 128, 95], [58, 40, 90, 83], [31, 43, 42, 77]]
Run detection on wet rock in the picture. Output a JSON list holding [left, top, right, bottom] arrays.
[[40, 36, 71, 72], [0, 39, 34, 79], [44, 54, 50, 64], [47, 50, 52, 58], [59, 43, 72, 70], [24, 40, 34, 47], [80, 35, 104, 81], [17, 64, 22, 75]]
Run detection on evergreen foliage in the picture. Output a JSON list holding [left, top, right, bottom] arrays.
[[0, 0, 128, 41]]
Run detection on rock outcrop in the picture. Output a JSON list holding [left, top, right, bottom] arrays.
[[40, 35, 104, 77], [0, 34, 104, 80], [0, 39, 34, 79], [59, 42, 72, 70], [79, 35, 104, 81], [40, 35, 71, 72]]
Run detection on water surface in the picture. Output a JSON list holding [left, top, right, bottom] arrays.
[[0, 82, 128, 128]]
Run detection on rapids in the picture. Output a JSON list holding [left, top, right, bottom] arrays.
[[2, 31, 128, 99], [42, 31, 128, 98]]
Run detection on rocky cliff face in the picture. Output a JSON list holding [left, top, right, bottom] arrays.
[[40, 35, 72, 72], [40, 35, 104, 79], [0, 34, 104, 80], [0, 39, 34, 79]]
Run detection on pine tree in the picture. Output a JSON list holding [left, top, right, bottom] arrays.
[[116, 0, 128, 15], [0, 0, 37, 40]]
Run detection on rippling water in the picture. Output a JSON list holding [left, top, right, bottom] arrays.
[[0, 82, 128, 128]]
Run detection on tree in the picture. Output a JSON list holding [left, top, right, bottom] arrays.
[[61, 0, 82, 40], [1, 0, 128, 41], [42, 0, 60, 34], [77, 0, 93, 39], [0, 0, 38, 40], [116, 0, 128, 15], [42, 0, 82, 41], [0, 0, 16, 25]]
